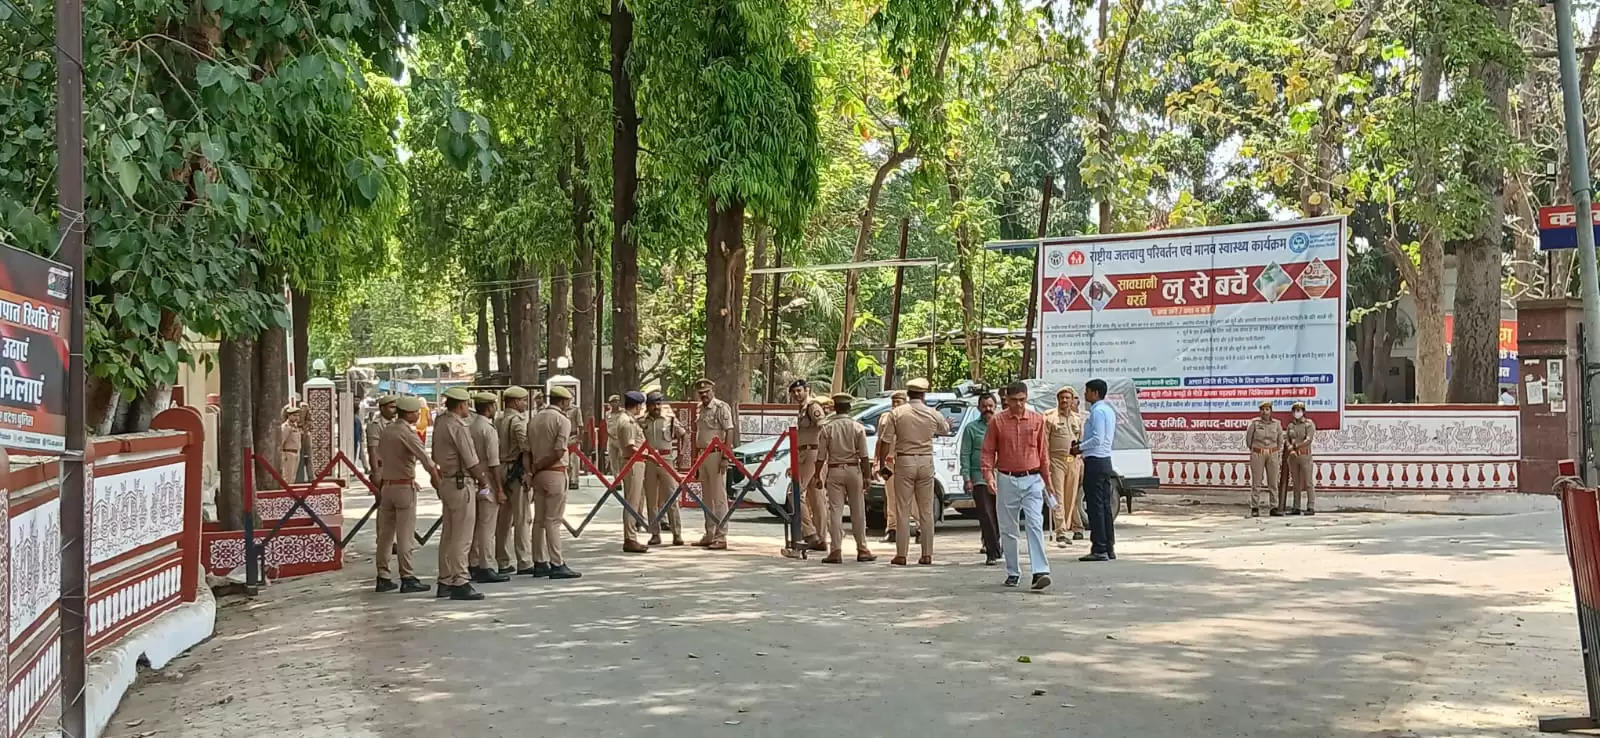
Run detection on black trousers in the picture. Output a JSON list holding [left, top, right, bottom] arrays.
[[972, 484, 1001, 558], [1083, 456, 1115, 554]]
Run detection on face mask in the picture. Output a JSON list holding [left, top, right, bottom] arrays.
[[1293, 410, 1304, 419]]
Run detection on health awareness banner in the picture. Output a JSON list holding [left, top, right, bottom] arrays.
[[1035, 216, 1346, 431]]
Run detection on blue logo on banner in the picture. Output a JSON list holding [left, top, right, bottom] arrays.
[[1289, 232, 1311, 254]]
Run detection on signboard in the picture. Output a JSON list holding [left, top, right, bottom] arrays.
[[0, 244, 71, 451], [1035, 217, 1346, 431], [1537, 205, 1600, 251], [1443, 315, 1517, 384]]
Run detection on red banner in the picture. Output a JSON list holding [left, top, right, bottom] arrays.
[[0, 245, 71, 452]]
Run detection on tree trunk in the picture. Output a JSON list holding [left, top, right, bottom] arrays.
[[571, 135, 597, 420], [86, 375, 118, 435], [1445, 0, 1511, 405], [707, 197, 746, 444], [218, 336, 254, 529], [121, 309, 186, 433], [946, 163, 980, 381], [832, 146, 916, 390], [1356, 310, 1396, 403], [548, 263, 570, 364], [1022, 174, 1054, 377], [492, 287, 510, 374], [255, 320, 288, 487], [291, 286, 310, 394], [739, 224, 769, 402], [512, 263, 542, 386], [611, 0, 641, 393], [1410, 42, 1448, 404], [475, 291, 491, 379]]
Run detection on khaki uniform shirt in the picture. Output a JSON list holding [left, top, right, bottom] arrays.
[[880, 401, 947, 456], [816, 413, 869, 466], [695, 398, 734, 449], [607, 411, 645, 467], [644, 412, 681, 457], [528, 406, 574, 470], [1287, 417, 1316, 455], [469, 414, 501, 471], [377, 420, 429, 483], [495, 409, 528, 465], [1042, 408, 1083, 455], [432, 413, 481, 477], [279, 421, 303, 452], [795, 399, 825, 448], [1245, 417, 1284, 454], [364, 415, 391, 459]]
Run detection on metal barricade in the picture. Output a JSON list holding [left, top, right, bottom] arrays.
[[1544, 476, 1600, 732]]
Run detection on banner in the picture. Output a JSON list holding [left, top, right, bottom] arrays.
[[0, 244, 71, 451], [1035, 216, 1346, 431], [1443, 315, 1517, 384]]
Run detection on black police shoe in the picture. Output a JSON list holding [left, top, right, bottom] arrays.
[[399, 577, 429, 594], [1078, 552, 1110, 562], [375, 577, 398, 593], [1288, 508, 1302, 516], [1250, 507, 1260, 517], [1003, 575, 1020, 587], [450, 583, 486, 601], [436, 583, 451, 598], [1031, 573, 1052, 591], [526, 562, 552, 577], [1304, 507, 1316, 516], [1269, 507, 1284, 517], [547, 564, 583, 580], [472, 567, 510, 584], [497, 566, 516, 575]]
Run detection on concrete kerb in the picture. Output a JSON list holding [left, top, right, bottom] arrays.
[[1145, 487, 1560, 515], [84, 585, 218, 738]]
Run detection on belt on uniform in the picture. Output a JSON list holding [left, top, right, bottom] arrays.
[[798, 444, 818, 450], [540, 465, 567, 472], [999, 469, 1041, 477], [827, 462, 861, 468], [897, 453, 932, 457]]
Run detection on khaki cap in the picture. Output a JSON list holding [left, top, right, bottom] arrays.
[[503, 385, 529, 399], [694, 378, 715, 390], [396, 396, 424, 412], [1057, 385, 1077, 397], [906, 378, 931, 392], [377, 395, 397, 407], [818, 396, 834, 408], [1258, 400, 1274, 409], [282, 403, 299, 417], [1291, 401, 1307, 411], [607, 394, 621, 404], [890, 390, 908, 401], [831, 392, 854, 406], [443, 387, 471, 401], [642, 383, 661, 396], [548, 385, 573, 400], [472, 391, 498, 403]]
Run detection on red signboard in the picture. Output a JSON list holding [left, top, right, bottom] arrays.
[[0, 244, 71, 451]]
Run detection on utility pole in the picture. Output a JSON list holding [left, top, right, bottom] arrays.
[[883, 218, 910, 390], [55, 0, 88, 734], [1555, 0, 1600, 480]]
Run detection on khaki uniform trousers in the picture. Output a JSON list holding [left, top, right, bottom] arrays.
[[797, 447, 827, 540], [893, 455, 936, 559], [1284, 453, 1315, 510], [1049, 455, 1084, 534], [825, 465, 869, 553], [494, 477, 533, 570], [530, 469, 568, 565], [697, 449, 729, 544], [645, 462, 683, 538], [884, 465, 901, 532], [1249, 451, 1281, 510], [620, 462, 646, 544], [436, 478, 475, 586], [375, 481, 417, 581], [280, 451, 300, 484], [470, 491, 498, 570]]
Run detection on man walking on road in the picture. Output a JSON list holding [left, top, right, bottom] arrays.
[[1078, 379, 1118, 562], [1245, 400, 1284, 517], [693, 378, 735, 550], [374, 396, 437, 594], [528, 386, 582, 579], [960, 391, 1001, 566], [981, 382, 1053, 590], [879, 378, 948, 565], [431, 387, 493, 601]]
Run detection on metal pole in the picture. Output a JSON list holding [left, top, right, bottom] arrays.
[[55, 0, 88, 732], [765, 238, 782, 399], [883, 218, 910, 390], [1555, 0, 1600, 481]]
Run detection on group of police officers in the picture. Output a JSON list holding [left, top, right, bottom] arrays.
[[355, 374, 1318, 601]]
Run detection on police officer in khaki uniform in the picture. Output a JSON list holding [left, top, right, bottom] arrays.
[[1043, 386, 1086, 545], [643, 392, 685, 545], [365, 396, 398, 479], [279, 404, 306, 483], [494, 386, 535, 574], [374, 396, 438, 594], [608, 391, 651, 553], [815, 392, 875, 563], [431, 387, 493, 600], [467, 392, 509, 584], [878, 378, 950, 565], [692, 378, 735, 549], [877, 390, 908, 542], [565, 398, 584, 490], [790, 379, 828, 552], [1284, 401, 1317, 516], [1244, 400, 1285, 517], [527, 386, 582, 578]]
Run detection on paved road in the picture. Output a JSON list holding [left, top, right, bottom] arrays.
[[106, 485, 1583, 738]]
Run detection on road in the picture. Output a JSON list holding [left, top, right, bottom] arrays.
[[105, 483, 1584, 738]]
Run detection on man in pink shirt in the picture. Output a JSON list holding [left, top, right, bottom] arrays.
[[981, 381, 1055, 590]]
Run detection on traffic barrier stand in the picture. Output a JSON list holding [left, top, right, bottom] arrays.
[[636, 432, 805, 555], [1544, 468, 1600, 732], [243, 447, 348, 585], [563, 442, 657, 538]]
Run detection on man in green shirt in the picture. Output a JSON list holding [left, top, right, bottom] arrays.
[[959, 391, 1000, 565]]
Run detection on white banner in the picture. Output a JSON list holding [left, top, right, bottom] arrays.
[[1035, 217, 1346, 431]]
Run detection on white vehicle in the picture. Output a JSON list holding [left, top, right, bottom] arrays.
[[727, 379, 1159, 524]]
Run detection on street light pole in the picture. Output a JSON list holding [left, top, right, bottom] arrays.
[[1554, 0, 1600, 480]]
